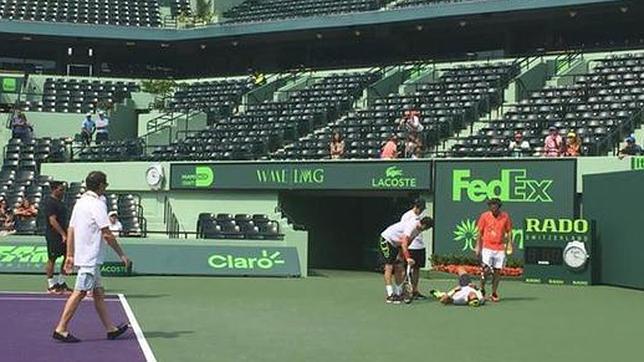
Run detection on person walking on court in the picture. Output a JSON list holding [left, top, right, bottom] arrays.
[[53, 171, 131, 343], [379, 216, 434, 304], [474, 198, 513, 302], [44, 181, 71, 294], [400, 198, 428, 299]]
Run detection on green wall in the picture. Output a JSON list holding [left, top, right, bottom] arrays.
[[583, 170, 644, 289]]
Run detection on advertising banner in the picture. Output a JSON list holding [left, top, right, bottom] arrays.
[[0, 242, 301, 277], [170, 161, 432, 191], [433, 159, 577, 258]]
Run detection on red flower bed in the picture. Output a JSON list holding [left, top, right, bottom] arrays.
[[433, 264, 523, 277]]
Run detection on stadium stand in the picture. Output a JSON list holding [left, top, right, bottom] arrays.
[[74, 139, 145, 162], [197, 213, 283, 240], [223, 0, 386, 23], [169, 0, 191, 17], [450, 53, 644, 157], [21, 78, 140, 113], [278, 61, 520, 159], [168, 77, 254, 116], [150, 71, 380, 161], [0, 0, 162, 27]]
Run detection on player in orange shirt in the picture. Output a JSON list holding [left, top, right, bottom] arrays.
[[474, 198, 513, 302]]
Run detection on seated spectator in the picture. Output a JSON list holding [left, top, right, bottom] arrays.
[[404, 134, 422, 159], [329, 131, 345, 159], [0, 199, 15, 234], [380, 135, 399, 159], [543, 126, 563, 157], [80, 113, 95, 146], [564, 132, 581, 157], [253, 71, 266, 86], [11, 111, 33, 142], [399, 110, 424, 135], [95, 111, 110, 144], [508, 132, 530, 157], [14, 199, 38, 220], [618, 136, 643, 159], [108, 211, 123, 235]]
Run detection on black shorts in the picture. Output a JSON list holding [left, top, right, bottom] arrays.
[[409, 248, 426, 268], [379, 237, 400, 265], [46, 237, 66, 259]]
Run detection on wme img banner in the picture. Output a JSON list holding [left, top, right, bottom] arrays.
[[433, 159, 577, 258], [170, 161, 432, 190]]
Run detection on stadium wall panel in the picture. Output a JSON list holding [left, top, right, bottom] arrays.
[[583, 170, 644, 289]]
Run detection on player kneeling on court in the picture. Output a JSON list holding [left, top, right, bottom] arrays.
[[475, 198, 513, 302], [379, 217, 434, 304], [52, 171, 132, 343], [430, 268, 485, 307]]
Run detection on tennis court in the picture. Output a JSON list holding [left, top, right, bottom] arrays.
[[2, 271, 641, 362]]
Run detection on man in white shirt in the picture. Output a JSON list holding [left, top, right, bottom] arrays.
[[379, 216, 434, 304], [508, 132, 531, 157], [400, 198, 428, 300], [95, 111, 110, 144], [53, 171, 131, 343], [108, 211, 123, 235], [431, 268, 485, 307]]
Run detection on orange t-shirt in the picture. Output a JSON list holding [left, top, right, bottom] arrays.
[[477, 211, 512, 251], [381, 141, 397, 159]]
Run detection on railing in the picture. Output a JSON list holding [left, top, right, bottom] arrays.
[[163, 195, 186, 238]]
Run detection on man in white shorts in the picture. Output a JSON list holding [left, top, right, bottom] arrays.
[[475, 198, 513, 302], [400, 198, 428, 300], [379, 216, 434, 304], [52, 171, 132, 343]]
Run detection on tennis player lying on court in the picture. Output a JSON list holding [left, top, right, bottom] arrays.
[[430, 268, 485, 307]]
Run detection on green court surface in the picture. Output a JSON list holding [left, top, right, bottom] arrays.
[[2, 271, 642, 362]]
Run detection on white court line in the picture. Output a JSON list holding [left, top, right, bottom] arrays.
[[0, 296, 120, 302], [118, 294, 157, 362]]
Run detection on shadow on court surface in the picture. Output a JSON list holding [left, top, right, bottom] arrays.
[[113, 293, 170, 299], [145, 330, 195, 339]]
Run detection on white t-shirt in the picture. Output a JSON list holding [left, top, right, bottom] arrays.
[[381, 220, 420, 247], [450, 286, 484, 305], [401, 209, 425, 250], [95, 117, 109, 133], [109, 220, 123, 233], [69, 191, 111, 267]]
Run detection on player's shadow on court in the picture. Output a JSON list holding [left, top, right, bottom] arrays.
[[498, 296, 538, 302], [145, 330, 194, 339]]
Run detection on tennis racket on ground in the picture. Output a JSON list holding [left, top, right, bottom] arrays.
[[402, 263, 414, 304]]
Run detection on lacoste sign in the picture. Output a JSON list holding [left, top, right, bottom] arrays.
[[371, 166, 417, 188]]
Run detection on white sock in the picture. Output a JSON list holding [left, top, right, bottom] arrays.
[[394, 284, 402, 296], [47, 278, 56, 288], [385, 285, 394, 297], [56, 274, 65, 285]]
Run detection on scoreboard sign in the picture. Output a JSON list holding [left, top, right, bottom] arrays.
[[523, 218, 595, 286]]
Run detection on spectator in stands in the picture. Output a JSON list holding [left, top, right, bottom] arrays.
[[543, 126, 563, 157], [329, 131, 345, 159], [14, 199, 38, 220], [108, 211, 123, 235], [80, 113, 96, 146], [399, 110, 424, 136], [0, 199, 15, 235], [508, 132, 530, 157], [564, 132, 581, 157], [381, 135, 399, 159], [11, 111, 33, 142], [404, 134, 422, 159], [618, 136, 643, 159], [253, 70, 267, 87], [95, 111, 110, 144]]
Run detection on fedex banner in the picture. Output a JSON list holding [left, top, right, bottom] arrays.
[[433, 159, 577, 258]]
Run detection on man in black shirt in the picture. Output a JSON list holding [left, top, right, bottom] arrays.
[[44, 181, 70, 294]]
